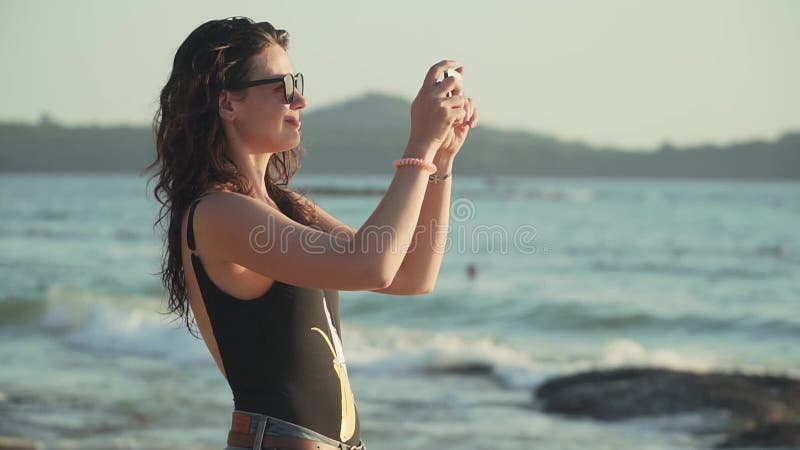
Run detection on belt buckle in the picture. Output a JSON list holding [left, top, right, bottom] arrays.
[[252, 415, 268, 450], [338, 442, 360, 450]]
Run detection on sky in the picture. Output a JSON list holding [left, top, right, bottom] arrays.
[[0, 0, 798, 150]]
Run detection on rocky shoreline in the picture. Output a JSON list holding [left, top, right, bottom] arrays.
[[534, 367, 800, 448], [4, 366, 798, 448]]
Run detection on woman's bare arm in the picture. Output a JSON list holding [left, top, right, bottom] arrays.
[[288, 153, 453, 296], [191, 61, 467, 291], [190, 140, 431, 290]]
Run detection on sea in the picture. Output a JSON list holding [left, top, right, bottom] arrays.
[[0, 173, 798, 450]]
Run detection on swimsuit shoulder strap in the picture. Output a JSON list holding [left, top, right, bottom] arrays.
[[187, 194, 207, 253]]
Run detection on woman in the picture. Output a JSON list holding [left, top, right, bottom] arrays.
[[148, 16, 478, 450]]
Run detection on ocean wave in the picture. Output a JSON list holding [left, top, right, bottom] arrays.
[[0, 285, 208, 362], [3, 226, 141, 241], [4, 289, 545, 388], [507, 300, 800, 335], [0, 296, 49, 325], [341, 325, 552, 390], [61, 304, 210, 364], [112, 228, 147, 241], [0, 284, 789, 392], [2, 287, 552, 388], [341, 326, 727, 390], [19, 226, 93, 239], [30, 209, 71, 221], [599, 338, 716, 371], [586, 259, 786, 280], [563, 243, 797, 262]]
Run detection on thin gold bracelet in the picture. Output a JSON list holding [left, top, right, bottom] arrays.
[[428, 172, 451, 184]]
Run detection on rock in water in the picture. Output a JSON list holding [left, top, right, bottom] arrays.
[[534, 367, 800, 448], [0, 436, 38, 450]]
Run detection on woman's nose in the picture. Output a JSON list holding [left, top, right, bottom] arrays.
[[291, 90, 307, 109]]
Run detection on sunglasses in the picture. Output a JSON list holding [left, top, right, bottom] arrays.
[[227, 72, 304, 104]]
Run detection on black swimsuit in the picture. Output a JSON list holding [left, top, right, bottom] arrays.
[[186, 194, 361, 446]]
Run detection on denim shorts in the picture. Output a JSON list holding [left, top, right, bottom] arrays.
[[223, 410, 367, 450]]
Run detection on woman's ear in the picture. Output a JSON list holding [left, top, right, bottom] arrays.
[[218, 90, 236, 121]]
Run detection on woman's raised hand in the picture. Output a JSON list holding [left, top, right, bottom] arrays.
[[439, 81, 479, 158], [408, 60, 468, 149]]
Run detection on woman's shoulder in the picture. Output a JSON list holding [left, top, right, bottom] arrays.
[[200, 183, 236, 197], [196, 186, 253, 204], [194, 187, 287, 215]]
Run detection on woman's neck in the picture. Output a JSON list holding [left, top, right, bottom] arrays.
[[225, 148, 276, 207]]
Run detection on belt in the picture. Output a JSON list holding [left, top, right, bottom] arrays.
[[227, 431, 365, 450], [227, 412, 365, 450]]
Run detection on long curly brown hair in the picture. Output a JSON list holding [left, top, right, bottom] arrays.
[[145, 16, 318, 338]]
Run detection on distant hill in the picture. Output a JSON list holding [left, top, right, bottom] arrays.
[[1, 92, 798, 179]]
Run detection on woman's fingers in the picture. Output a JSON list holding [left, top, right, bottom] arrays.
[[441, 97, 467, 125], [422, 60, 461, 89], [442, 93, 466, 106], [451, 96, 475, 127], [432, 75, 463, 98], [464, 97, 474, 126], [440, 95, 479, 128], [469, 102, 479, 128]]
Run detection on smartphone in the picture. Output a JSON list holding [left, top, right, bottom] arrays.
[[442, 68, 461, 97]]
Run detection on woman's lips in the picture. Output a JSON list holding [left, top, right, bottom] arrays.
[[285, 117, 301, 127]]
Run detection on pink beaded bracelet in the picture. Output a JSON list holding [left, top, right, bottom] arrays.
[[392, 157, 437, 174]]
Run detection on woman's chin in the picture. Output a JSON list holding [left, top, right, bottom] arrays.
[[257, 130, 302, 153], [275, 136, 301, 152], [286, 130, 302, 145]]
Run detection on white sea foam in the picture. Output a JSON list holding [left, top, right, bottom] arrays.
[[601, 338, 717, 372], [36, 284, 210, 364], [63, 304, 211, 365], [342, 328, 720, 390], [342, 325, 553, 389]]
